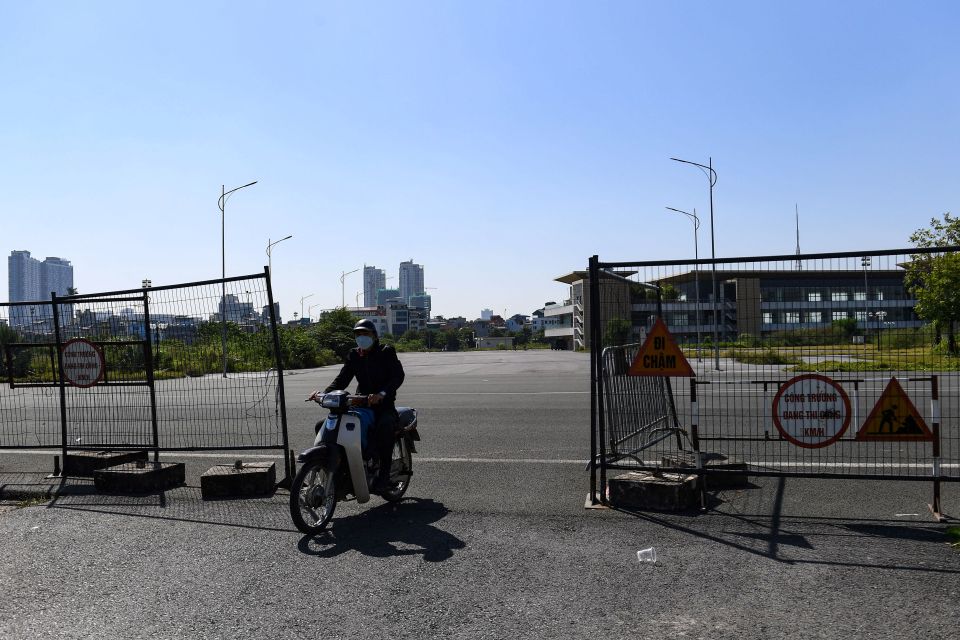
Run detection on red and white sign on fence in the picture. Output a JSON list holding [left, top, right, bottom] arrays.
[[772, 374, 851, 448], [61, 338, 105, 388]]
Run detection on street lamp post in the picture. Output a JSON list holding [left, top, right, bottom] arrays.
[[874, 310, 887, 351], [266, 235, 293, 276], [340, 268, 360, 308], [861, 256, 871, 353], [218, 180, 258, 377], [671, 157, 719, 370], [666, 206, 702, 361], [308, 303, 322, 321], [300, 294, 314, 323]]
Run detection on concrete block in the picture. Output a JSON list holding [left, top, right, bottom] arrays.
[[607, 471, 699, 511], [93, 461, 185, 493], [64, 450, 149, 477], [200, 461, 276, 500], [662, 452, 751, 489]]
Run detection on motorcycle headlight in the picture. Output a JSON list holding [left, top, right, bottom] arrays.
[[321, 391, 349, 410]]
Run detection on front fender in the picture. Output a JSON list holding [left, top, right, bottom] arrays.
[[296, 444, 339, 467]]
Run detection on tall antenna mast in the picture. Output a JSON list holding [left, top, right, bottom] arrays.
[[795, 204, 802, 270]]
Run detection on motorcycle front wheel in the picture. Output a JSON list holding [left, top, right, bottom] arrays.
[[381, 437, 413, 503], [290, 459, 337, 534]]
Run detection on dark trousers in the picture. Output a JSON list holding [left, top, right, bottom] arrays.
[[372, 408, 398, 479]]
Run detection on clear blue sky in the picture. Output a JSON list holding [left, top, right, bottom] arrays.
[[2, 1, 957, 320]]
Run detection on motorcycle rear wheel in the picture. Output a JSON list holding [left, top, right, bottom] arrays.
[[381, 437, 413, 503], [290, 459, 337, 534]]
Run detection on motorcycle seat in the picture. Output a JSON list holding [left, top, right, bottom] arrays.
[[396, 407, 417, 430]]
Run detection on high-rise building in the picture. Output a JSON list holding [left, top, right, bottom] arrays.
[[376, 288, 402, 306], [409, 293, 432, 319], [7, 251, 74, 328], [8, 251, 42, 303], [363, 266, 386, 307], [8, 252, 74, 301], [399, 259, 424, 305], [41, 257, 73, 299]]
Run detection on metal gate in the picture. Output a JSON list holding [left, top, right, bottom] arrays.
[[0, 301, 62, 448], [1, 269, 290, 479], [588, 248, 959, 518]]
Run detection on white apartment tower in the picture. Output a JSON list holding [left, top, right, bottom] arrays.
[[399, 259, 424, 305], [8, 251, 74, 302], [7, 251, 74, 327], [363, 266, 387, 308]]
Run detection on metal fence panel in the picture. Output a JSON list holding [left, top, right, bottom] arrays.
[[0, 301, 62, 447], [1, 271, 288, 461], [589, 248, 959, 503]]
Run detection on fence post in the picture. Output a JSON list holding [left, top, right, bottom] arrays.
[[929, 375, 943, 521], [587, 255, 598, 505], [589, 255, 605, 505], [264, 266, 291, 487], [142, 289, 160, 461], [51, 292, 68, 475], [691, 378, 706, 509]]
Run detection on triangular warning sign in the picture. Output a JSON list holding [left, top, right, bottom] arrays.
[[627, 317, 695, 377], [856, 377, 933, 441]]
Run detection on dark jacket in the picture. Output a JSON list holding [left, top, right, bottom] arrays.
[[324, 342, 405, 406]]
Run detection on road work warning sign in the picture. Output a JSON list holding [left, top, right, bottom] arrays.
[[856, 377, 933, 441], [627, 317, 695, 377]]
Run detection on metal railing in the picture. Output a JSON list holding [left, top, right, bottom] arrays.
[[0, 268, 290, 480], [589, 248, 960, 517]]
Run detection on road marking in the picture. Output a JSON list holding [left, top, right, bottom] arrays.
[[2, 450, 956, 470], [0, 450, 587, 465], [633, 460, 960, 470], [750, 462, 960, 469], [417, 457, 586, 464], [402, 391, 588, 395]]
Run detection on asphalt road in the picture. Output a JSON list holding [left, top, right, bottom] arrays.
[[1, 350, 959, 639]]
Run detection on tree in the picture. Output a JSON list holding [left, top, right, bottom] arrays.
[[0, 324, 30, 378], [439, 329, 460, 351], [661, 284, 680, 301], [604, 317, 632, 347], [515, 326, 532, 345], [831, 317, 858, 338], [311, 307, 359, 360], [907, 213, 960, 354], [909, 253, 960, 354]]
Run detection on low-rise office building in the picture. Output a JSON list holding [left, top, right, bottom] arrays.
[[550, 266, 920, 349]]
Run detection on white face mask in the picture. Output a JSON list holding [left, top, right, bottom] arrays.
[[356, 335, 375, 350]]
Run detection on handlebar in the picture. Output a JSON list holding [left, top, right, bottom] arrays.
[[306, 390, 377, 407]]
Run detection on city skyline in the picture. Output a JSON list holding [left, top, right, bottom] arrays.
[[5, 248, 523, 322], [1, 3, 956, 319]]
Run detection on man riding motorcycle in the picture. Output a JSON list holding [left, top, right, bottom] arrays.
[[323, 319, 405, 493]]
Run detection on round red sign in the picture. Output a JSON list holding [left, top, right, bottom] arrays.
[[772, 374, 851, 448], [61, 338, 105, 388]]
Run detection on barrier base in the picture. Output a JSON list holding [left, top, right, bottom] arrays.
[[607, 471, 698, 511], [200, 462, 276, 500], [93, 462, 185, 493], [64, 450, 149, 477]]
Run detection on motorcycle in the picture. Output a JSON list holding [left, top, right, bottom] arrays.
[[289, 389, 420, 534]]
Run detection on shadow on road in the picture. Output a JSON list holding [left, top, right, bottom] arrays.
[[40, 482, 296, 533], [297, 497, 466, 562], [612, 477, 960, 574]]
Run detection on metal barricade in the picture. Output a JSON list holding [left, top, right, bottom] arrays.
[[0, 269, 290, 480], [588, 248, 959, 517]]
